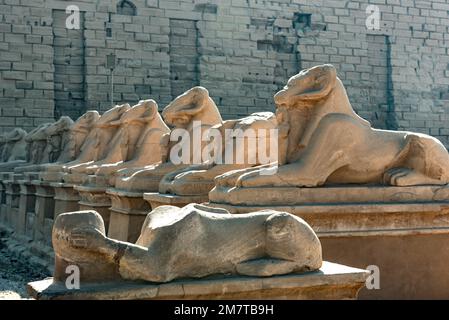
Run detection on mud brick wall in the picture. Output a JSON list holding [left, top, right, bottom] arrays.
[[0, 0, 448, 146]]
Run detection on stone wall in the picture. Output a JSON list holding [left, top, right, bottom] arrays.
[[0, 0, 448, 145]]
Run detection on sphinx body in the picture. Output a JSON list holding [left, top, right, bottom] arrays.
[[39, 110, 100, 181], [214, 64, 449, 189], [158, 112, 278, 196], [52, 204, 322, 283], [83, 100, 170, 187], [0, 128, 27, 165], [0, 125, 50, 172], [13, 116, 74, 173], [114, 86, 223, 193], [57, 104, 130, 184]]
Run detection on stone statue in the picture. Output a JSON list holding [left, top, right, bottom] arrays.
[[158, 112, 278, 197], [44, 116, 74, 163], [215, 64, 449, 189], [0, 133, 5, 160], [40, 110, 100, 181], [0, 128, 27, 163], [56, 104, 129, 183], [52, 204, 322, 283], [13, 117, 75, 173], [87, 100, 170, 187], [26, 122, 54, 165], [114, 86, 223, 193]]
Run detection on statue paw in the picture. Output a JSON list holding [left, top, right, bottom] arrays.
[[236, 170, 266, 188], [68, 227, 104, 250], [383, 167, 445, 186]]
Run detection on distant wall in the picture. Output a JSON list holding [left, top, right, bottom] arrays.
[[1, 0, 448, 145]]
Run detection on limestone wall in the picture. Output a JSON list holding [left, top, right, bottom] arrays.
[[0, 0, 448, 145]]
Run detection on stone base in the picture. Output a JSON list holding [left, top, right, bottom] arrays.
[[0, 181, 5, 207], [106, 188, 150, 242], [76, 185, 111, 233], [39, 170, 63, 183], [208, 185, 449, 299], [27, 261, 368, 300], [17, 179, 37, 235], [32, 180, 56, 244], [3, 174, 22, 227], [0, 204, 7, 225], [209, 184, 449, 207], [143, 192, 209, 209], [50, 182, 80, 218]]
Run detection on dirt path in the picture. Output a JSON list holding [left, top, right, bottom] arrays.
[[0, 230, 50, 299]]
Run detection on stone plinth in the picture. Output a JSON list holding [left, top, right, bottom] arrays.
[[17, 177, 37, 235], [50, 182, 80, 218], [32, 180, 55, 244], [0, 180, 5, 206], [75, 184, 111, 233], [3, 174, 23, 227], [143, 192, 209, 209], [106, 188, 149, 242], [208, 185, 449, 299], [27, 261, 368, 300]]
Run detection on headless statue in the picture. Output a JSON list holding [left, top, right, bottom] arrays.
[[114, 86, 223, 192], [215, 64, 449, 189], [52, 204, 322, 283]]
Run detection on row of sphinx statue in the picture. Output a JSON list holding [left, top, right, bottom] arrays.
[[2, 64, 449, 285]]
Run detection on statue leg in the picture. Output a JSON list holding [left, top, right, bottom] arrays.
[[384, 167, 447, 186], [236, 258, 301, 277], [384, 135, 449, 186], [214, 163, 276, 187]]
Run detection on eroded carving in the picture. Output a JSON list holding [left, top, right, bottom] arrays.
[[53, 204, 322, 283]]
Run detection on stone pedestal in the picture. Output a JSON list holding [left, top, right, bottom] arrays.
[[3, 174, 22, 228], [106, 188, 149, 242], [27, 261, 369, 300], [0, 180, 6, 225], [143, 192, 209, 209], [17, 178, 37, 235], [32, 180, 55, 244], [75, 185, 111, 233], [208, 184, 449, 299], [0, 180, 5, 207], [50, 182, 80, 218]]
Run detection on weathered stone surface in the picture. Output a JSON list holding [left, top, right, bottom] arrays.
[[62, 104, 130, 184], [106, 87, 223, 240], [28, 261, 368, 300], [86, 100, 170, 187], [156, 112, 278, 203], [41, 110, 100, 181], [52, 204, 322, 284], [213, 64, 449, 193], [14, 116, 74, 173], [114, 86, 223, 193], [0, 128, 27, 163]]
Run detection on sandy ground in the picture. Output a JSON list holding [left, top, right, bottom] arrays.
[[0, 230, 50, 300]]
